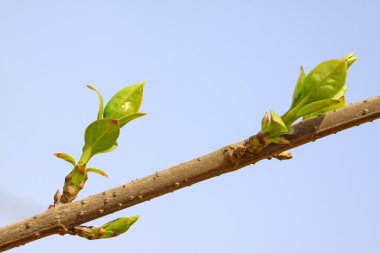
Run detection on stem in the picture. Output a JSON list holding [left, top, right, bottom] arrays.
[[281, 101, 303, 126], [0, 95, 379, 251]]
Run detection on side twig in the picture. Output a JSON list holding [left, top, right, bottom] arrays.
[[1, 95, 379, 252]]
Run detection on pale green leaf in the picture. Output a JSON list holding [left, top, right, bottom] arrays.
[[295, 98, 342, 119], [266, 110, 289, 138], [290, 66, 305, 109], [103, 82, 144, 119], [301, 59, 347, 104], [119, 112, 146, 127], [303, 96, 346, 120], [261, 111, 270, 132], [281, 54, 356, 127], [79, 118, 120, 164]]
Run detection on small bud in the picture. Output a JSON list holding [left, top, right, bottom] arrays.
[[98, 228, 106, 236], [54, 189, 61, 204], [78, 182, 85, 189], [65, 174, 72, 182], [76, 164, 86, 174], [261, 111, 270, 132], [278, 137, 290, 145]]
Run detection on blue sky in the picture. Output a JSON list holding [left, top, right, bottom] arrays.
[[0, 1, 379, 252]]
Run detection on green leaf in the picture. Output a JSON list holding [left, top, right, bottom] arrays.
[[103, 82, 144, 119], [300, 53, 355, 105], [119, 112, 146, 127], [54, 153, 76, 166], [290, 66, 305, 109], [86, 168, 109, 178], [266, 110, 289, 138], [301, 59, 347, 104], [96, 144, 118, 154], [295, 98, 343, 119], [261, 112, 270, 132], [281, 54, 356, 126], [87, 85, 104, 120], [79, 118, 120, 164], [303, 96, 345, 120]]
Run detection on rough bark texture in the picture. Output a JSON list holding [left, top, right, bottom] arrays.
[[1, 95, 379, 251]]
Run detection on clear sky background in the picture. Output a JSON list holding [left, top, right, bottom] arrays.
[[0, 1, 379, 252]]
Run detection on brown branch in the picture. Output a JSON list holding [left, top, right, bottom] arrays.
[[1, 95, 380, 251]]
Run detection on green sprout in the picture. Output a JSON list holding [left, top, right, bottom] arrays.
[[73, 216, 139, 240], [247, 53, 357, 153], [55, 82, 145, 203], [53, 83, 145, 239]]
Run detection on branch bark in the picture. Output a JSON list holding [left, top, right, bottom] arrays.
[[1, 95, 380, 251]]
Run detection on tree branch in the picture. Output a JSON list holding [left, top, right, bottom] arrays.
[[1, 95, 379, 251]]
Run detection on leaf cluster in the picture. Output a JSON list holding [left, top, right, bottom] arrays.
[[260, 53, 357, 144], [53, 83, 145, 239]]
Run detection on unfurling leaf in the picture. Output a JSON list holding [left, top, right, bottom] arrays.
[[247, 54, 356, 155], [295, 98, 343, 119], [262, 110, 289, 139], [86, 168, 109, 178], [281, 53, 356, 126], [119, 112, 146, 127], [57, 83, 147, 205], [290, 66, 305, 109], [103, 82, 144, 119], [79, 118, 120, 164], [303, 96, 345, 120], [261, 111, 270, 132], [300, 84, 347, 120], [54, 153, 76, 166], [74, 216, 139, 240], [87, 85, 104, 120]]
